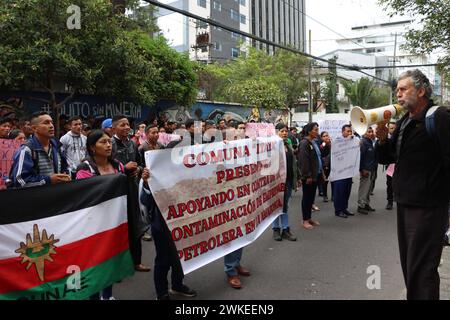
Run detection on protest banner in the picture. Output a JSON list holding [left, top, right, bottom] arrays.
[[245, 123, 276, 139], [329, 136, 361, 182], [0, 175, 134, 300], [0, 139, 22, 189], [158, 132, 181, 147], [145, 136, 286, 274], [317, 120, 349, 140]]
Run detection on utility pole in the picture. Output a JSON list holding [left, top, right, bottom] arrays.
[[308, 29, 312, 123], [389, 32, 398, 104]]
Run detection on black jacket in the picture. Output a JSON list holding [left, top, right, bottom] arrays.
[[112, 135, 142, 167], [377, 103, 450, 207], [297, 138, 320, 182], [360, 137, 378, 172]]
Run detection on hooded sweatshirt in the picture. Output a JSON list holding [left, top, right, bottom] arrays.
[[60, 131, 87, 173]]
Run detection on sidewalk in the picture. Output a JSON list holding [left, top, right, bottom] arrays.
[[440, 246, 450, 300]]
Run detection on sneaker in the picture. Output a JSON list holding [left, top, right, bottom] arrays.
[[273, 228, 282, 241], [385, 202, 393, 210], [357, 206, 369, 215], [312, 204, 320, 211], [100, 296, 116, 300], [364, 205, 376, 212], [170, 285, 197, 297], [282, 228, 297, 240]]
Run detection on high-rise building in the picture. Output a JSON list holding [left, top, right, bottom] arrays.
[[251, 0, 306, 53], [155, 0, 250, 63], [155, 0, 306, 62]]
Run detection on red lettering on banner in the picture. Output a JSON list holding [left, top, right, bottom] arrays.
[[183, 146, 250, 169], [237, 184, 251, 198], [216, 162, 266, 184], [178, 226, 245, 261]]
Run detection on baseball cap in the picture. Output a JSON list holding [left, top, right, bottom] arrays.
[[102, 118, 112, 129]]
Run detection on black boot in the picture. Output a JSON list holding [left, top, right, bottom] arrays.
[[273, 228, 282, 241], [281, 228, 297, 241], [385, 202, 393, 210]]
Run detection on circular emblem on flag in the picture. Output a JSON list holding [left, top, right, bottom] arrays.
[[15, 224, 59, 282]]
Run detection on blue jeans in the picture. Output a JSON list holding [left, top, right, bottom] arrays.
[[224, 248, 243, 276], [272, 180, 292, 230]]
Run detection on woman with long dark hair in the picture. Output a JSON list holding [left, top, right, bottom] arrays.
[[298, 122, 322, 230], [76, 130, 126, 300]]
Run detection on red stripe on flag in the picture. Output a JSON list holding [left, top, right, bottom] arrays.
[[0, 223, 129, 295]]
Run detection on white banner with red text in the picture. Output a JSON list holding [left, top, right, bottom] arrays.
[[144, 137, 286, 274]]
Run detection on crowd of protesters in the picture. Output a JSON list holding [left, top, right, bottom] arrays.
[[1, 69, 449, 300]]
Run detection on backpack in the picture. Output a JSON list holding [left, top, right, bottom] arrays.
[[424, 106, 441, 142]]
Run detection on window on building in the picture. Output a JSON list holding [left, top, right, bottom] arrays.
[[213, 1, 221, 11], [240, 14, 246, 24], [231, 47, 239, 58], [231, 9, 240, 22], [239, 0, 246, 6], [197, 0, 206, 8], [213, 42, 222, 51]]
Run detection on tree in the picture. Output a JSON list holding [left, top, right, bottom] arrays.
[[0, 0, 160, 134], [368, 86, 391, 108], [227, 79, 285, 109], [136, 34, 198, 106], [199, 46, 308, 109], [378, 0, 450, 79], [324, 57, 339, 113], [342, 77, 375, 108]]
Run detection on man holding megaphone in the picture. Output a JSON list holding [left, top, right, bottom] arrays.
[[375, 69, 450, 300]]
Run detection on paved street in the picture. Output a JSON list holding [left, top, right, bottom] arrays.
[[114, 168, 448, 300]]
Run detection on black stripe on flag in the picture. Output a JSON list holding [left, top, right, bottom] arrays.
[[0, 174, 128, 225]]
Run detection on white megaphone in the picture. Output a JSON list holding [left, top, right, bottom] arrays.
[[350, 104, 403, 136]]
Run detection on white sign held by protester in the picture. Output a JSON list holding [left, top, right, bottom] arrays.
[[317, 120, 349, 140], [144, 137, 286, 274], [329, 136, 361, 182]]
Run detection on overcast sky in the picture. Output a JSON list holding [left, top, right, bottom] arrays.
[[305, 0, 405, 55]]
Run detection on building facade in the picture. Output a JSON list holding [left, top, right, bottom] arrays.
[[335, 20, 437, 86], [251, 0, 306, 53], [155, 0, 306, 62]]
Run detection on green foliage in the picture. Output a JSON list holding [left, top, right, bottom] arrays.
[[0, 0, 158, 106], [342, 77, 375, 108], [324, 57, 339, 113], [199, 46, 308, 109], [0, 0, 197, 113], [368, 86, 391, 108], [137, 34, 198, 106], [378, 0, 450, 79]]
